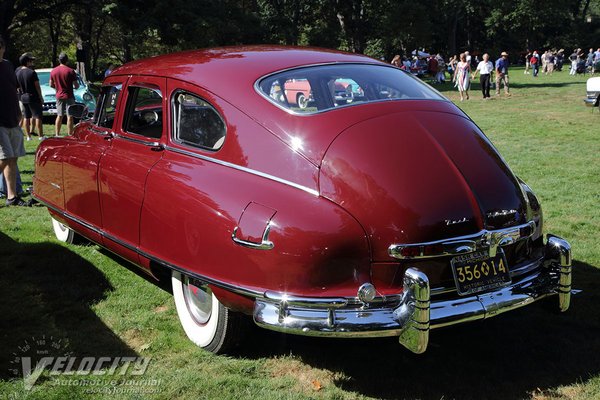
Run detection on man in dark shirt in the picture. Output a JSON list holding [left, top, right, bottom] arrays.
[[50, 52, 79, 136], [16, 52, 45, 140], [0, 36, 30, 206]]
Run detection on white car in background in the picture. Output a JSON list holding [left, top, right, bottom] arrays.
[[584, 76, 600, 107]]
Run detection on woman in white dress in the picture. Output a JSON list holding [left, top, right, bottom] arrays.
[[453, 53, 471, 101]]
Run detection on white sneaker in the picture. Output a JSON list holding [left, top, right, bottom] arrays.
[[26, 136, 32, 141]]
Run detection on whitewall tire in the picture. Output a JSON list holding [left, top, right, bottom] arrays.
[[51, 217, 78, 244], [171, 271, 245, 353]]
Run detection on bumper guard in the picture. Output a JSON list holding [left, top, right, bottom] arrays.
[[253, 235, 572, 353]]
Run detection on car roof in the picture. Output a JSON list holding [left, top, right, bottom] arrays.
[[110, 46, 457, 166], [111, 45, 380, 93]]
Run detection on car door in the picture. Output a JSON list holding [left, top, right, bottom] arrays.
[[98, 76, 167, 262], [61, 76, 126, 243]]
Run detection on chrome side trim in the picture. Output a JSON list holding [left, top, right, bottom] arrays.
[[164, 145, 319, 196], [34, 197, 264, 299], [388, 221, 536, 260]]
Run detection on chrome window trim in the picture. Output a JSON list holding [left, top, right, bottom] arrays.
[[170, 89, 227, 152], [254, 62, 449, 116], [113, 132, 161, 148], [163, 145, 319, 196], [122, 85, 164, 139]]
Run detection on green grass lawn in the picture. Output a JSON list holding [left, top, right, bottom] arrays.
[[1, 68, 599, 400]]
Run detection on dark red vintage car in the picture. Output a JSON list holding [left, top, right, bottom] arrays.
[[33, 46, 572, 354]]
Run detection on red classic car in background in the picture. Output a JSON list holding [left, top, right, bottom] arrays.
[[33, 46, 572, 354]]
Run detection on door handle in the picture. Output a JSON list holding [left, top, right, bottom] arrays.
[[150, 143, 164, 152]]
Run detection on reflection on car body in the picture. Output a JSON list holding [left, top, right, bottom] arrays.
[[33, 46, 573, 355]]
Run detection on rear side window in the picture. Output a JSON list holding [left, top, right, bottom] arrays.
[[94, 84, 122, 129], [122, 86, 163, 139], [172, 92, 226, 151], [257, 63, 446, 114]]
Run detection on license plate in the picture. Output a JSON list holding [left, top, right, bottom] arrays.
[[451, 250, 511, 296]]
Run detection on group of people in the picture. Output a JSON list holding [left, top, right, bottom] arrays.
[[524, 49, 564, 76], [392, 50, 511, 101], [524, 48, 600, 77], [567, 48, 600, 75], [0, 35, 80, 206], [450, 51, 511, 101], [391, 53, 447, 83]]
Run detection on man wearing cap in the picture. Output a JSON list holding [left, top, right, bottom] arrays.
[[16, 52, 44, 140], [0, 36, 31, 206], [495, 51, 510, 96], [50, 52, 79, 136]]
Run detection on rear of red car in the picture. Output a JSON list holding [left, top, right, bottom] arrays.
[[253, 62, 572, 353]]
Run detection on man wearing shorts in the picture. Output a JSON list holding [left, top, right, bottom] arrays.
[[16, 52, 45, 140], [0, 36, 30, 206], [50, 52, 79, 136]]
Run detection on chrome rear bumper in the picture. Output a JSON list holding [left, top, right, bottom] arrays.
[[253, 235, 572, 354], [584, 93, 599, 106]]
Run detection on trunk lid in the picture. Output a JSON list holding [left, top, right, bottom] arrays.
[[319, 109, 528, 262]]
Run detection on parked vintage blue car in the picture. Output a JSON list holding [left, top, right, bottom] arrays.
[[36, 68, 96, 117]]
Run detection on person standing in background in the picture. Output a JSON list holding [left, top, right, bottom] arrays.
[[472, 53, 493, 99], [0, 36, 30, 207], [495, 51, 510, 96], [569, 49, 579, 75], [15, 52, 45, 141], [50, 52, 79, 136], [546, 50, 555, 75], [530, 51, 540, 77], [453, 52, 471, 101], [104, 63, 115, 77], [524, 50, 532, 74]]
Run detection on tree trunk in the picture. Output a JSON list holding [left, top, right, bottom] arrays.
[[48, 17, 62, 67], [448, 11, 458, 56]]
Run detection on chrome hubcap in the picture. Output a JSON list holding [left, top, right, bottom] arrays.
[[183, 277, 212, 324]]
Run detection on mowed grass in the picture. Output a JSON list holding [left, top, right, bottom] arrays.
[[1, 68, 599, 400]]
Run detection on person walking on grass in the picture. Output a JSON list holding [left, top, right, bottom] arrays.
[[0, 36, 31, 207], [524, 50, 531, 74], [16, 52, 45, 141], [495, 51, 510, 96], [453, 52, 471, 101], [530, 51, 540, 77], [50, 52, 79, 136], [472, 53, 493, 99]]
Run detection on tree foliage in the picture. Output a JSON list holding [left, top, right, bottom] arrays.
[[2, 0, 599, 79]]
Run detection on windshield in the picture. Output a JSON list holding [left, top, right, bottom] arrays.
[[38, 71, 50, 86], [257, 63, 446, 114]]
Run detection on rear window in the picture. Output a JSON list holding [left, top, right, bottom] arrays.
[[257, 64, 445, 114]]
